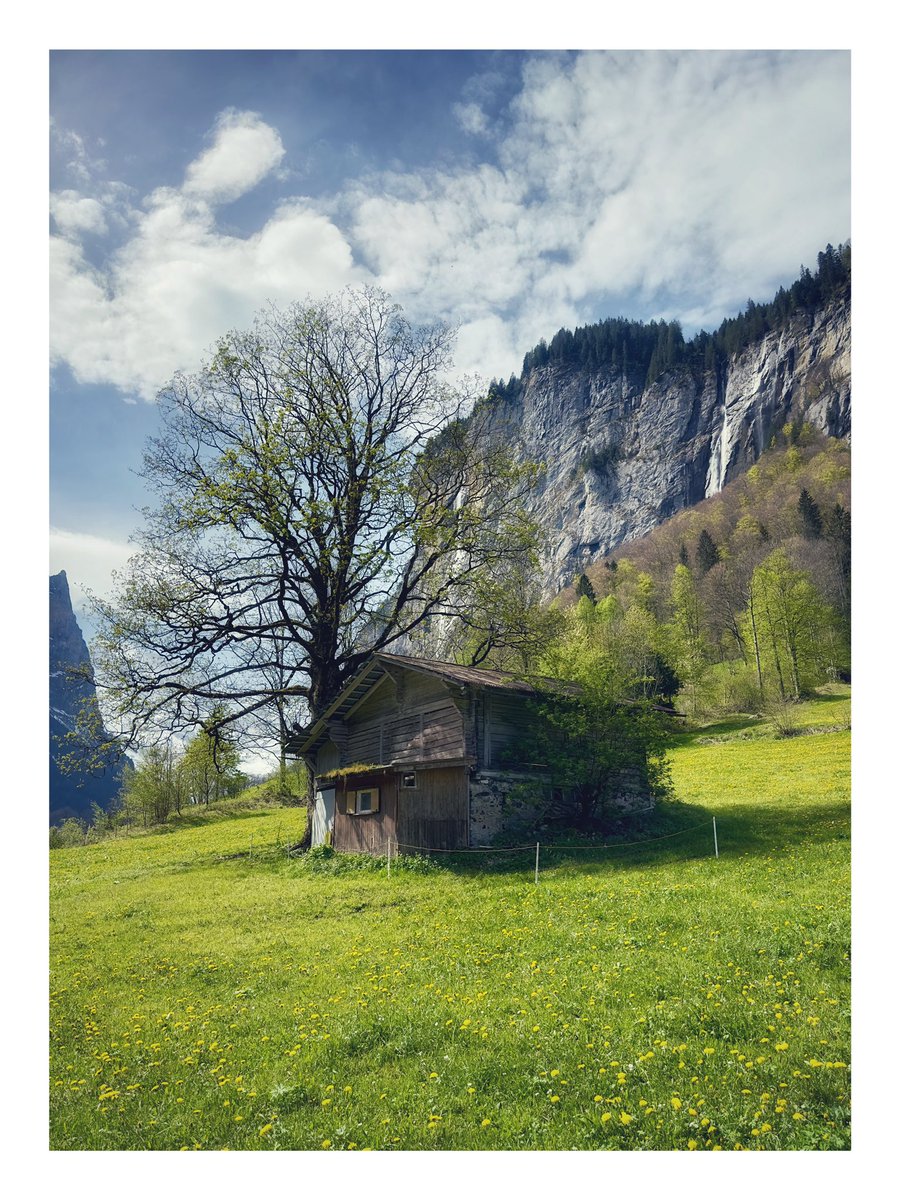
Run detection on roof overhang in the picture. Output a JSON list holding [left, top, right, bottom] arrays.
[[284, 655, 391, 759]]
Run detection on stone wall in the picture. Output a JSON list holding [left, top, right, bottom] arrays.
[[468, 766, 656, 846], [468, 770, 548, 847], [604, 767, 656, 817]]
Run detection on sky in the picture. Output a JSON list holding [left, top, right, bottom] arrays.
[[48, 48, 851, 620]]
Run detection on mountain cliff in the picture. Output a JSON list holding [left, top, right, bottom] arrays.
[[50, 570, 127, 825], [480, 292, 849, 592]]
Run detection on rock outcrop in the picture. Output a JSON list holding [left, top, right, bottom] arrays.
[[480, 296, 850, 592], [50, 570, 126, 825]]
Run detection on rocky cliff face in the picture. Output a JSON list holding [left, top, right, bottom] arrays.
[[482, 297, 850, 592], [50, 570, 126, 824]]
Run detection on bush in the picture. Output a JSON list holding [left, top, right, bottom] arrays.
[[49, 818, 88, 849], [764, 696, 802, 738]]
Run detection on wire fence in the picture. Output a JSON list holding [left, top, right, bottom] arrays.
[[369, 816, 720, 881]]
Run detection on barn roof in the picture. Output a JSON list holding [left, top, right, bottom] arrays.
[[285, 651, 570, 759]]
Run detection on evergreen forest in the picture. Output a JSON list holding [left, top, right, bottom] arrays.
[[487, 243, 850, 400]]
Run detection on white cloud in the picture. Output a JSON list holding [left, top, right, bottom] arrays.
[[182, 109, 285, 205], [49, 528, 134, 609], [50, 54, 850, 399], [453, 101, 489, 136], [344, 51, 849, 381], [51, 111, 360, 400], [50, 190, 108, 237]]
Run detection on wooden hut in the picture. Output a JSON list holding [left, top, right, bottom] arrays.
[[286, 652, 653, 854]]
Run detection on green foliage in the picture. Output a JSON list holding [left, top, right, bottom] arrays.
[[575, 436, 850, 718], [437, 557, 564, 674], [522, 687, 672, 829], [181, 709, 245, 808], [797, 489, 823, 539], [741, 550, 844, 701], [519, 617, 675, 829], [49, 817, 88, 849], [119, 744, 184, 827], [578, 442, 622, 478], [666, 564, 708, 713]]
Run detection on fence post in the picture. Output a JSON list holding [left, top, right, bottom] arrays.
[[534, 841, 540, 885], [712, 818, 719, 859], [387, 837, 392, 877]]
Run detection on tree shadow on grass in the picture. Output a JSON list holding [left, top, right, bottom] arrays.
[[675, 714, 765, 744], [407, 796, 849, 880], [707, 799, 849, 856]]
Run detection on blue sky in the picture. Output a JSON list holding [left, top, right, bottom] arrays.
[[49, 49, 850, 618]]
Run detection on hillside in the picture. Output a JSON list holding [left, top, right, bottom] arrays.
[[567, 432, 849, 613], [539, 431, 850, 719], [50, 691, 850, 1151], [474, 251, 850, 592]]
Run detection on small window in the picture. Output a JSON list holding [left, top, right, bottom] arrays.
[[401, 772, 417, 789], [348, 786, 380, 815]]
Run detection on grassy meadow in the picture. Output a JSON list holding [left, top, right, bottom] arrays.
[[49, 689, 850, 1151]]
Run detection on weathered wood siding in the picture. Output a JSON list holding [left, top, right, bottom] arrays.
[[395, 766, 469, 851], [483, 690, 532, 768], [346, 719, 386, 765], [346, 675, 396, 723], [333, 772, 397, 854], [316, 739, 340, 775], [341, 668, 466, 767], [392, 703, 464, 762]]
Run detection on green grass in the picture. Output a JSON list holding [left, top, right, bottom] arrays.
[[50, 698, 850, 1151], [682, 683, 851, 746]]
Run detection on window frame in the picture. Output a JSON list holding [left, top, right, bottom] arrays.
[[347, 785, 380, 815]]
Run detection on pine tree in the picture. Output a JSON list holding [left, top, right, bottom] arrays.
[[575, 572, 596, 602], [696, 529, 721, 574], [798, 488, 823, 539]]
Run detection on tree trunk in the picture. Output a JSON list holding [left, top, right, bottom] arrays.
[[296, 760, 315, 851]]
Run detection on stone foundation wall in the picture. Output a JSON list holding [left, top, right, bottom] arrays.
[[468, 771, 548, 847], [468, 767, 655, 845], [604, 767, 656, 817]]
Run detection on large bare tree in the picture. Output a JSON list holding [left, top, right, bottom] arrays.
[[89, 287, 537, 765]]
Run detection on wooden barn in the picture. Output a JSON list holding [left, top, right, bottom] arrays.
[[286, 652, 654, 854]]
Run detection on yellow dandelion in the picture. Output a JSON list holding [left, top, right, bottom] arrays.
[[481, 1118, 491, 1128], [620, 1112, 633, 1125]]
